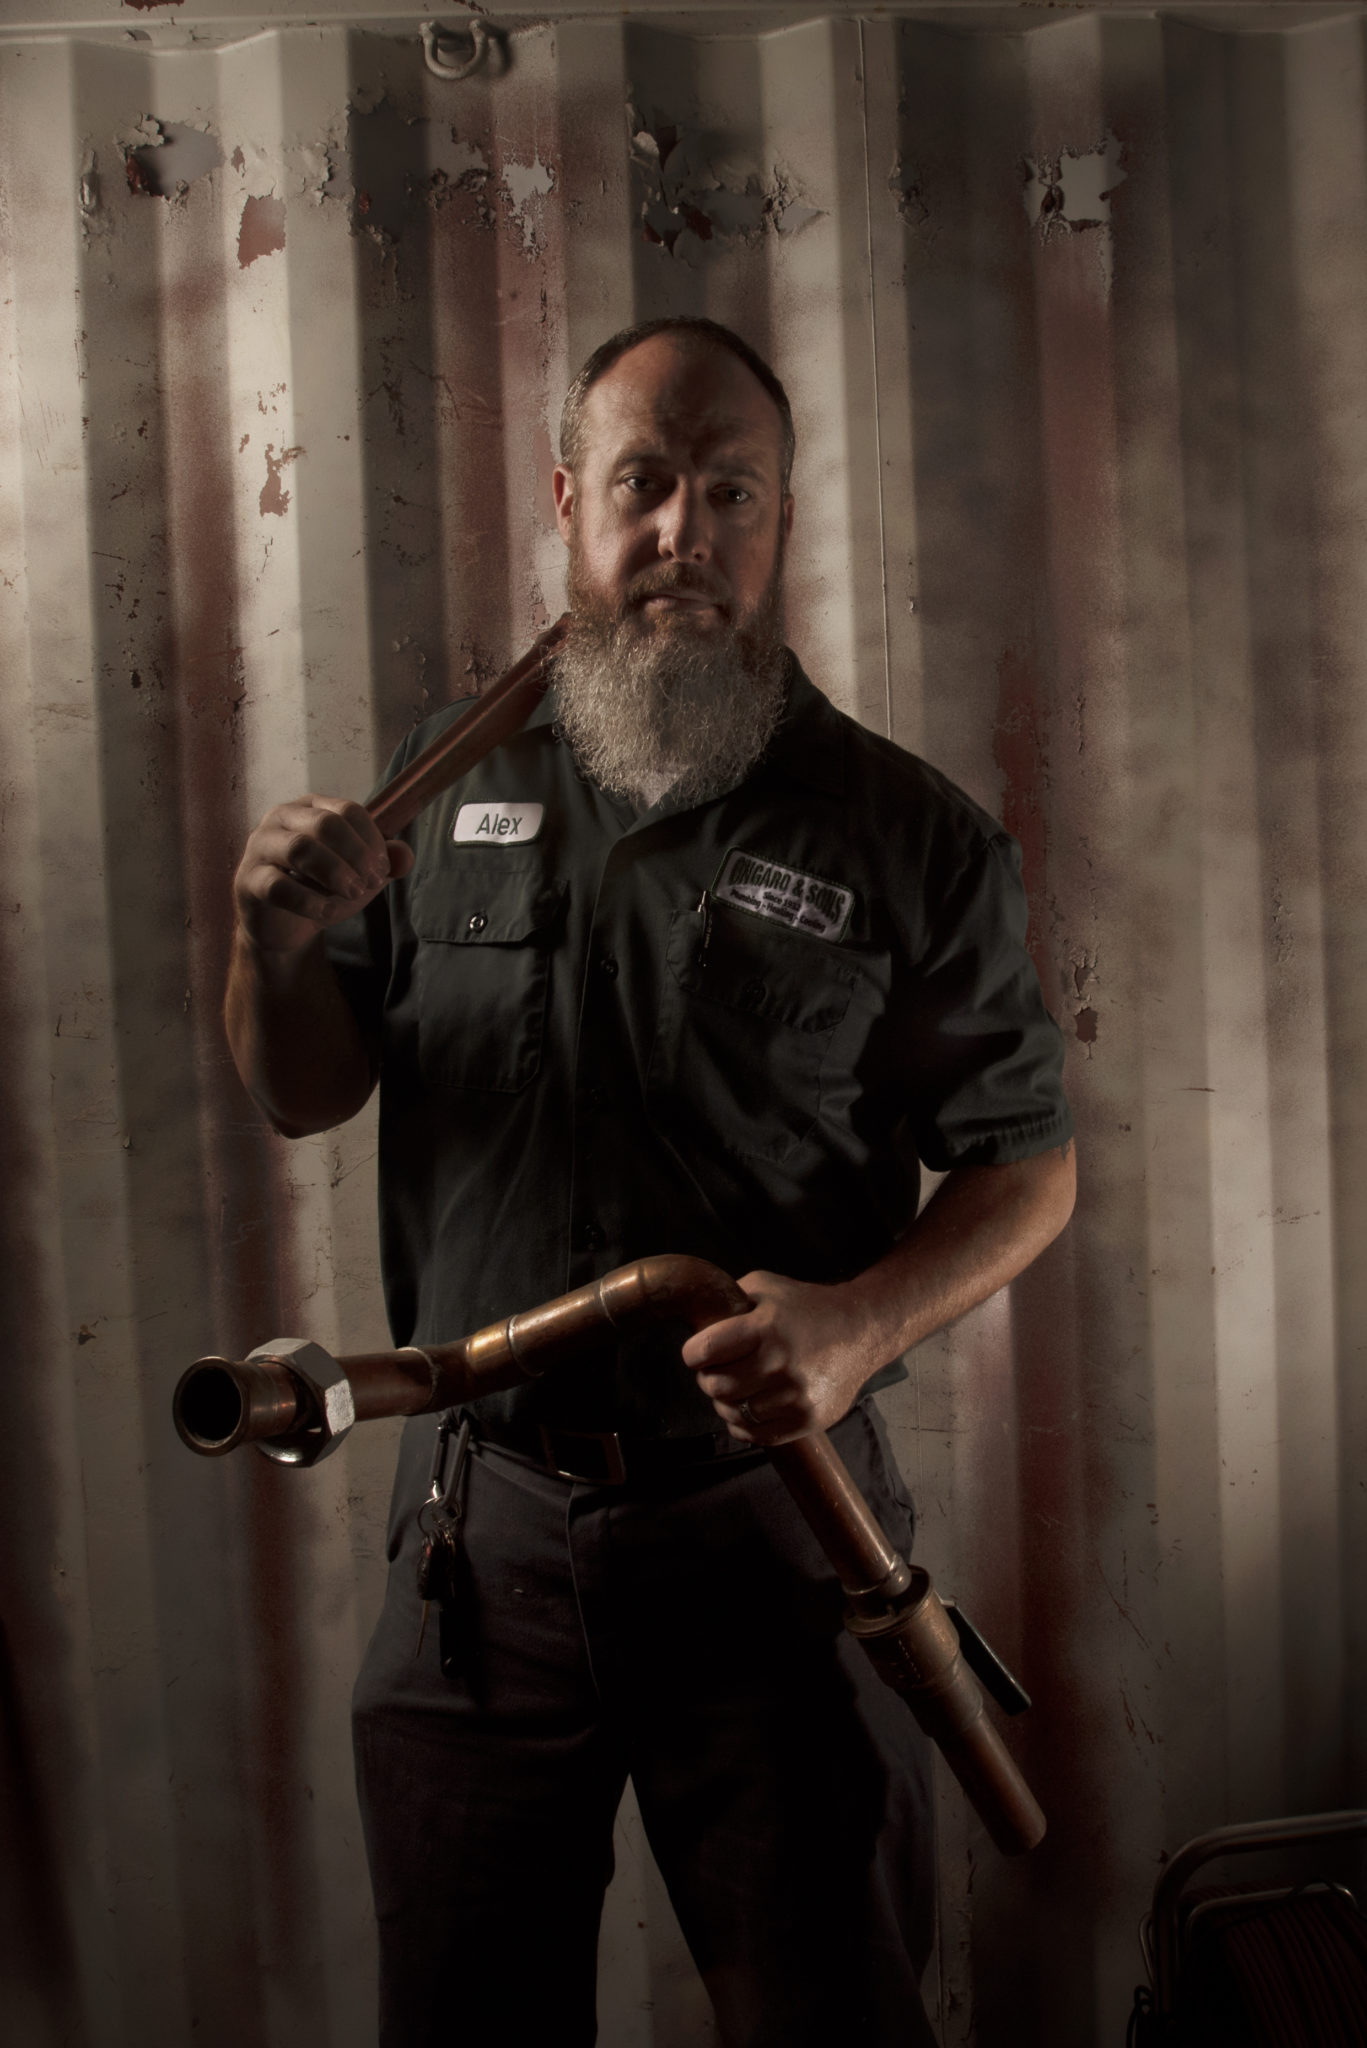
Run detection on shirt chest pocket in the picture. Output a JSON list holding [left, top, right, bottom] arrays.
[[410, 865, 564, 1093], [647, 905, 860, 1166]]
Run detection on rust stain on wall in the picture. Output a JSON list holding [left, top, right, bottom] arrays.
[[238, 195, 286, 269], [259, 443, 303, 518]]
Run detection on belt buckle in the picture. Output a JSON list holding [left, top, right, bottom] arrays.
[[538, 1425, 628, 1487]]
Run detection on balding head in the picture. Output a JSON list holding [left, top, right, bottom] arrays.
[[559, 317, 795, 493]]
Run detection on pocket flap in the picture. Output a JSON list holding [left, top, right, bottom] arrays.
[[412, 865, 563, 946]]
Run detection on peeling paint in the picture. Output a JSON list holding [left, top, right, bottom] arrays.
[[422, 136, 494, 232], [259, 443, 303, 518], [238, 195, 286, 269], [344, 97, 554, 260], [1023, 132, 1126, 235], [889, 159, 929, 231], [1022, 132, 1125, 295], [501, 154, 555, 250], [630, 106, 821, 264], [79, 155, 100, 219], [123, 119, 223, 200], [1072, 953, 1091, 997], [348, 102, 485, 243]]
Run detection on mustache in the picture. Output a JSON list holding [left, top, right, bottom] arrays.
[[624, 564, 731, 614]]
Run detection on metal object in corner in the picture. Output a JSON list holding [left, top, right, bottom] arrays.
[[422, 19, 493, 82]]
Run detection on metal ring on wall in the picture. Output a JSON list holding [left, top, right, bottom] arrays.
[[421, 19, 492, 82]]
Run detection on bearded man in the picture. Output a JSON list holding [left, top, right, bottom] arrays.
[[226, 317, 1075, 2048]]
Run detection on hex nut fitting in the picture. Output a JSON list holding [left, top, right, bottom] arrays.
[[245, 1336, 356, 1466]]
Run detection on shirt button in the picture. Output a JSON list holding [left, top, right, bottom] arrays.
[[598, 954, 619, 980], [467, 912, 487, 935], [740, 978, 766, 1007], [580, 1221, 605, 1251]]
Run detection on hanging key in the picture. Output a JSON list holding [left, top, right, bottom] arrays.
[[415, 1416, 475, 1676]]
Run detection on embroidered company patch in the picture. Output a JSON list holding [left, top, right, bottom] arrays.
[[453, 801, 544, 844], [713, 848, 855, 942]]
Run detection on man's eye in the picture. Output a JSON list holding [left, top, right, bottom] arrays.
[[719, 486, 752, 505], [623, 474, 658, 493]]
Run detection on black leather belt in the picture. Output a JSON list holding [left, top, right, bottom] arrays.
[[467, 1415, 758, 1488]]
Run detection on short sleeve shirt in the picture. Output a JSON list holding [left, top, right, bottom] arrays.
[[323, 655, 1072, 1438]]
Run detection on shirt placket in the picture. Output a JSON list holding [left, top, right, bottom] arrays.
[[565, 822, 639, 1291]]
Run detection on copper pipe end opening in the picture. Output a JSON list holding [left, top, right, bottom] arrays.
[[174, 1360, 249, 1455]]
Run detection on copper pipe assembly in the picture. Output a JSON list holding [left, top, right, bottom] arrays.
[[175, 1255, 1047, 1855]]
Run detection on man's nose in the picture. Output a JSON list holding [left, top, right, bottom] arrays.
[[656, 480, 712, 563]]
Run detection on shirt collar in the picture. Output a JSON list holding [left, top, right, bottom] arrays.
[[759, 654, 847, 798]]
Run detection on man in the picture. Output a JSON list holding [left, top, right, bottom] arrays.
[[226, 318, 1075, 2047]]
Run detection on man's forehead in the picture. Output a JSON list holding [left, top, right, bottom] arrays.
[[580, 337, 785, 470]]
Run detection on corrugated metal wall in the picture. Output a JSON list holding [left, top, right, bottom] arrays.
[[3, 4, 1367, 2042]]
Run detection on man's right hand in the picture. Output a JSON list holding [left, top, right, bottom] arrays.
[[226, 795, 409, 1134], [233, 796, 415, 955]]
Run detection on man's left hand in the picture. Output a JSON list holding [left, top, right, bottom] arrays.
[[678, 1149, 1077, 1444], [680, 1273, 871, 1443]]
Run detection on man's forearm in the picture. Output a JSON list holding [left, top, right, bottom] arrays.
[[837, 1144, 1077, 1374], [224, 926, 377, 1138]]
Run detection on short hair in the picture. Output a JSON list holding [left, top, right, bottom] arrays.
[[558, 316, 796, 493]]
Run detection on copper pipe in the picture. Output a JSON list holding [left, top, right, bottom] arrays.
[[364, 612, 570, 840], [173, 1357, 304, 1454], [174, 1254, 1046, 1853]]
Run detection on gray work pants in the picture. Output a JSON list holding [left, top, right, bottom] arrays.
[[353, 1401, 938, 2047]]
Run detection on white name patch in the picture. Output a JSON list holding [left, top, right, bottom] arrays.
[[714, 848, 855, 943], [453, 801, 544, 845]]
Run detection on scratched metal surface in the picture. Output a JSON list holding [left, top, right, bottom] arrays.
[[2, 7, 1366, 2044]]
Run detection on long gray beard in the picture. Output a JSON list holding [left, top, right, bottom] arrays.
[[552, 603, 789, 810]]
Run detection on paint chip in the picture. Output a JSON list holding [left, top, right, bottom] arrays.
[[124, 120, 224, 199], [238, 193, 286, 267], [502, 155, 555, 250], [889, 161, 929, 230], [1075, 1007, 1098, 1044], [1023, 132, 1126, 236]]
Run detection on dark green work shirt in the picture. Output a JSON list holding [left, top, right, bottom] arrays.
[[323, 656, 1071, 1439]]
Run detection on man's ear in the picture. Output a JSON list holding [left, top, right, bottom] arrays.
[[552, 464, 575, 544], [782, 493, 795, 544]]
